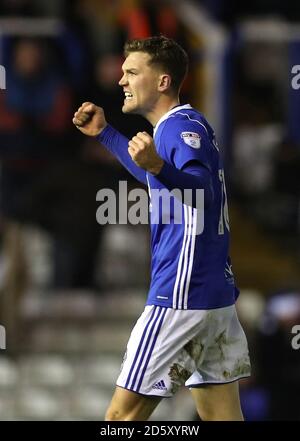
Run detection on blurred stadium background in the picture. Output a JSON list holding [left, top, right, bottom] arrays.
[[0, 0, 300, 421]]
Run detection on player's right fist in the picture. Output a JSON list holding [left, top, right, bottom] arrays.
[[73, 102, 107, 137]]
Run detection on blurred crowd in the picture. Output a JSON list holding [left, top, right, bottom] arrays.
[[0, 0, 190, 290], [1, 0, 298, 287], [231, 40, 300, 245]]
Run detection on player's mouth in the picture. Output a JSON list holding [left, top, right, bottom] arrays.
[[124, 91, 133, 101]]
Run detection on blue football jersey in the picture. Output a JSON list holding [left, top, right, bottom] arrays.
[[146, 104, 238, 309]]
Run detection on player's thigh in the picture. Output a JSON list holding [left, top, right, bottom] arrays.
[[105, 386, 162, 421], [190, 381, 244, 421]]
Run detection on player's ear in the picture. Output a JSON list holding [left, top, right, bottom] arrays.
[[158, 74, 171, 92]]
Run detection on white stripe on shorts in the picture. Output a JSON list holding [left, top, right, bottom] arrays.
[[124, 306, 167, 392]]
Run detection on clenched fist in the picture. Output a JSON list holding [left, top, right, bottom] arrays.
[[128, 132, 164, 175], [73, 102, 107, 137]]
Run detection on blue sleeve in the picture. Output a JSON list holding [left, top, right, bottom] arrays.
[[96, 125, 147, 185], [154, 160, 214, 208], [165, 117, 214, 173]]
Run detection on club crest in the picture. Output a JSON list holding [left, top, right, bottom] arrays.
[[180, 132, 201, 149]]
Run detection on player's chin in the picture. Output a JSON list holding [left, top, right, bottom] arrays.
[[122, 101, 136, 114]]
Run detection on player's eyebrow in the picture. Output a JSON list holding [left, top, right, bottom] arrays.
[[123, 68, 139, 74]]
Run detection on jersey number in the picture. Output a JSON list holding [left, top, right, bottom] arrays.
[[218, 169, 230, 235]]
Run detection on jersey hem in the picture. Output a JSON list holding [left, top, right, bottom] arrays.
[[145, 299, 236, 310]]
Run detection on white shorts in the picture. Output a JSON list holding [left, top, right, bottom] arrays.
[[116, 304, 251, 397]]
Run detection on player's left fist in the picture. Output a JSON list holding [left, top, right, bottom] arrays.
[[128, 132, 164, 175]]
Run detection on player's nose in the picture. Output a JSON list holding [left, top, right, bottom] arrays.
[[119, 74, 127, 86]]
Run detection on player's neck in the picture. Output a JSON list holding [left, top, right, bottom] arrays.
[[146, 96, 180, 127]]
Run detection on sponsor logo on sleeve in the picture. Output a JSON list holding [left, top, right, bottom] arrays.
[[180, 132, 201, 149]]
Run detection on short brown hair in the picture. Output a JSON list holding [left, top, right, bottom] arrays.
[[124, 35, 188, 94]]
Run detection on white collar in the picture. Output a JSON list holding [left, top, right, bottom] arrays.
[[153, 104, 192, 137]]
